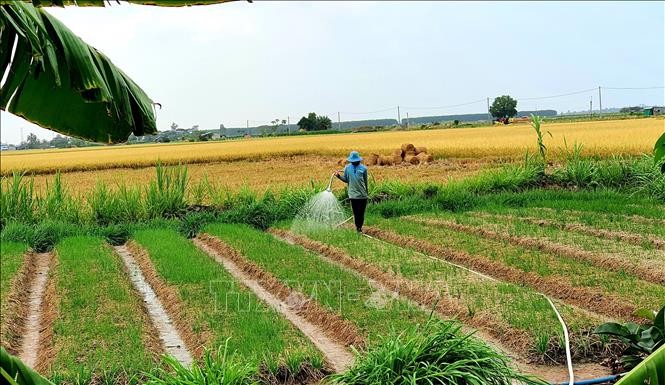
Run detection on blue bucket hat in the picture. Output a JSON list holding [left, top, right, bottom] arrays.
[[347, 151, 363, 162]]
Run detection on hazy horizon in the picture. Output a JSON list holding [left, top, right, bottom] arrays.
[[1, 1, 663, 144]]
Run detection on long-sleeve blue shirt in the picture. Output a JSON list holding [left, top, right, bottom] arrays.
[[338, 163, 368, 199]]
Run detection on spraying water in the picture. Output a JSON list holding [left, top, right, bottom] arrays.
[[291, 173, 347, 233]]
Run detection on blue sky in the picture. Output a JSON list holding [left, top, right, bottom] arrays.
[[1, 1, 663, 144]]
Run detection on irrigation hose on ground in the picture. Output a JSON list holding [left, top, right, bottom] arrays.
[[360, 231, 576, 385], [335, 216, 354, 228]]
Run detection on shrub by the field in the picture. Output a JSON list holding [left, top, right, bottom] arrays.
[[98, 224, 131, 246], [330, 319, 545, 385], [178, 211, 216, 238], [2, 220, 82, 252]]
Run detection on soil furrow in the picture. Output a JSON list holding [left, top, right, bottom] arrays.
[[363, 226, 640, 322], [471, 212, 665, 250], [115, 245, 194, 366], [407, 217, 665, 286], [269, 228, 536, 359], [535, 207, 665, 227], [2, 252, 54, 367], [194, 234, 358, 372], [34, 254, 58, 374], [125, 241, 207, 359]]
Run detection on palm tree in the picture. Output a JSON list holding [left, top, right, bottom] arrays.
[[0, 0, 237, 143]]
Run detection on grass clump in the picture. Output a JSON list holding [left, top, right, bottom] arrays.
[[330, 318, 544, 385], [145, 341, 257, 385]]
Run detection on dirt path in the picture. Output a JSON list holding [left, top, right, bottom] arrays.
[[16, 253, 53, 367], [114, 245, 193, 366], [407, 216, 665, 286], [193, 236, 355, 372]]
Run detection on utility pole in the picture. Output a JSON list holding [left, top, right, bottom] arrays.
[[406, 112, 410, 129], [337, 111, 341, 130], [397, 106, 401, 126], [287, 116, 290, 135], [486, 97, 491, 122], [589, 97, 593, 117], [598, 86, 602, 116]]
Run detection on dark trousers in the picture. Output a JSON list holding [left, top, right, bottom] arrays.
[[350, 198, 368, 231]]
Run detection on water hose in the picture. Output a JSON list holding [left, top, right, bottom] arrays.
[[543, 295, 574, 385], [326, 173, 335, 192], [551, 374, 623, 385], [335, 216, 354, 227]]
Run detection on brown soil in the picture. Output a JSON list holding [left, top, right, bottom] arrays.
[[270, 229, 621, 366], [115, 245, 194, 365], [269, 229, 536, 357], [126, 241, 208, 359], [194, 234, 359, 372], [472, 212, 665, 250], [519, 362, 612, 384], [536, 207, 665, 227], [362, 226, 640, 322], [0, 252, 53, 366], [409, 217, 665, 286], [34, 254, 58, 374]]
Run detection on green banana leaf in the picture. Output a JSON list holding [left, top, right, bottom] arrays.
[[0, 1, 158, 143], [0, 347, 54, 385], [616, 344, 665, 385], [0, 1, 240, 7], [655, 132, 665, 173]]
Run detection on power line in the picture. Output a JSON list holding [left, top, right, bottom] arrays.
[[516, 88, 597, 101], [402, 98, 486, 110], [340, 106, 397, 115], [603, 86, 665, 90]]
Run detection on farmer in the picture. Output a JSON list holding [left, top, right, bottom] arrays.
[[335, 151, 369, 233]]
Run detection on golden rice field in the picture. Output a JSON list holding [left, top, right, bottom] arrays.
[[2, 118, 662, 176], [22, 156, 500, 196]]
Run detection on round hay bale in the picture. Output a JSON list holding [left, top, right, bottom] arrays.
[[417, 152, 434, 164], [401, 143, 415, 153], [405, 150, 416, 157], [365, 154, 379, 166], [379, 155, 395, 166], [415, 146, 428, 155], [405, 155, 420, 165]]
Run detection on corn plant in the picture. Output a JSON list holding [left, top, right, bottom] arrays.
[[530, 114, 551, 166]]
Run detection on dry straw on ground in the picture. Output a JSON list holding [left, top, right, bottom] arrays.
[[407, 217, 665, 286], [362, 226, 640, 321]]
